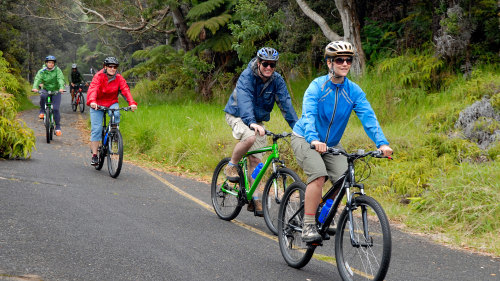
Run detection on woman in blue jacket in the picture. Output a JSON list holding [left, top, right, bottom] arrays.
[[223, 47, 298, 214], [291, 41, 393, 242]]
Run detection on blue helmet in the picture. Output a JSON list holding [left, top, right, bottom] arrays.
[[45, 55, 56, 63], [257, 47, 279, 61]]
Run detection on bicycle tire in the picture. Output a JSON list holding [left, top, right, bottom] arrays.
[[44, 108, 50, 143], [95, 144, 105, 170], [79, 93, 85, 113], [49, 112, 54, 141], [335, 195, 391, 281], [211, 157, 243, 220], [278, 181, 315, 268], [71, 95, 77, 111], [262, 167, 301, 235], [107, 130, 123, 178]]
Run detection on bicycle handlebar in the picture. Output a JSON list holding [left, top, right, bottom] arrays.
[[310, 145, 393, 160], [264, 130, 292, 140], [96, 105, 131, 111]]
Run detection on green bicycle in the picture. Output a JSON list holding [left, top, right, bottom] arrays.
[[42, 90, 58, 143], [211, 130, 300, 235]]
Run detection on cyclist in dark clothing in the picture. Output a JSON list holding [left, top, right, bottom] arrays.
[[70, 64, 85, 103]]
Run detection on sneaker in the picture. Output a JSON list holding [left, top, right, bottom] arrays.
[[302, 223, 322, 243], [39, 113, 44, 119], [91, 155, 99, 166], [55, 130, 62, 136], [224, 164, 239, 183]]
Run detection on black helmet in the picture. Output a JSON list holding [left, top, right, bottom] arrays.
[[103, 57, 119, 66], [256, 47, 279, 61], [45, 55, 56, 63]]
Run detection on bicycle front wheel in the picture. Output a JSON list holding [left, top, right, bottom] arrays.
[[78, 94, 85, 113], [262, 167, 301, 235], [211, 157, 243, 220], [335, 195, 391, 281], [95, 144, 105, 170], [278, 181, 314, 268], [71, 95, 77, 111], [107, 130, 123, 178], [44, 108, 50, 143]]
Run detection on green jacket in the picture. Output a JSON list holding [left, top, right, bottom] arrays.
[[32, 66, 65, 91]]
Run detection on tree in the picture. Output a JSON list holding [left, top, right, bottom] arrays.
[[295, 0, 365, 75]]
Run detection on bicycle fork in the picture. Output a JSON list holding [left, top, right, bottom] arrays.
[[346, 186, 374, 248]]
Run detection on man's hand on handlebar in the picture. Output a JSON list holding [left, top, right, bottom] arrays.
[[377, 145, 393, 157], [250, 123, 265, 136], [311, 140, 327, 153]]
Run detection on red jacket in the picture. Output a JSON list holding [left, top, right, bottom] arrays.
[[86, 69, 137, 107]]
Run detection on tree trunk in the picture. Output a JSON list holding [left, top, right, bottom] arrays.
[[334, 0, 366, 75], [171, 6, 193, 51], [295, 0, 365, 76]]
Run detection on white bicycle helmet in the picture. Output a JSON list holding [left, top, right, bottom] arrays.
[[324, 41, 355, 58]]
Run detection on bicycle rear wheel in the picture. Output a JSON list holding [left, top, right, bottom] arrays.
[[278, 181, 314, 268], [107, 130, 123, 178], [211, 157, 243, 220], [335, 195, 391, 281], [44, 108, 50, 143], [78, 94, 85, 113], [49, 112, 54, 141], [262, 167, 301, 235]]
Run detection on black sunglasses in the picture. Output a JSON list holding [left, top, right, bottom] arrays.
[[261, 62, 276, 68], [106, 65, 118, 69], [333, 57, 353, 65]]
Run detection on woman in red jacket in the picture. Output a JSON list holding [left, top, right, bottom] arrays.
[[87, 57, 138, 166]]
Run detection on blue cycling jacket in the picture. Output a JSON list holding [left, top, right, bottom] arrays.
[[223, 58, 298, 129], [293, 75, 389, 148]]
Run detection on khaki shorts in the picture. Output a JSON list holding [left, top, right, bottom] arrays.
[[291, 134, 347, 185], [225, 113, 267, 160]]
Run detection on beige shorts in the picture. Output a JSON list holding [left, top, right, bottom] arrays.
[[291, 134, 347, 185], [225, 113, 267, 159]]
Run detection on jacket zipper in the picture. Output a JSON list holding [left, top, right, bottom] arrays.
[[324, 86, 339, 143]]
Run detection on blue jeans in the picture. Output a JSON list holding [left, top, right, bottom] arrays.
[[39, 90, 62, 130], [90, 103, 120, 142]]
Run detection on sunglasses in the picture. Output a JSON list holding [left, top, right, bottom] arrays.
[[106, 65, 118, 69], [261, 62, 276, 68], [333, 57, 353, 65]]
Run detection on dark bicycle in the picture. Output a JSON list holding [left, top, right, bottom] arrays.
[[94, 106, 131, 178], [41, 90, 58, 143], [71, 83, 86, 113], [278, 147, 393, 281]]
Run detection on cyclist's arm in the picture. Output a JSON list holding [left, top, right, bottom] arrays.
[[56, 68, 65, 92], [117, 76, 137, 106], [352, 86, 389, 148]]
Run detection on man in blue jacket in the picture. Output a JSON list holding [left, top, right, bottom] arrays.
[[291, 41, 393, 242], [223, 47, 298, 214]]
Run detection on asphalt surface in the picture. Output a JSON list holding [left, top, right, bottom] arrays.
[[0, 93, 499, 281]]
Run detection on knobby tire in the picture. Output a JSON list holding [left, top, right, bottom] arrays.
[[107, 129, 123, 178]]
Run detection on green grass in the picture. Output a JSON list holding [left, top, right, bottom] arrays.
[[119, 59, 499, 256]]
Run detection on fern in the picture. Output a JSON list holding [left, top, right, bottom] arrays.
[[187, 13, 232, 41], [187, 0, 227, 20]]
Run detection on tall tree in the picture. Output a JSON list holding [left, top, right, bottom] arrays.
[[295, 0, 365, 75]]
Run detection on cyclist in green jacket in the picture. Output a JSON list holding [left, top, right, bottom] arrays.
[[32, 55, 65, 136]]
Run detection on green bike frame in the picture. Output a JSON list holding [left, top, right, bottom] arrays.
[[238, 141, 280, 201]]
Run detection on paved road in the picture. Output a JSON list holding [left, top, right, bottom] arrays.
[[1, 94, 499, 281]]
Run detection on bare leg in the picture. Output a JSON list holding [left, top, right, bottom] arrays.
[[304, 176, 327, 215], [91, 141, 100, 155], [230, 135, 256, 164]]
